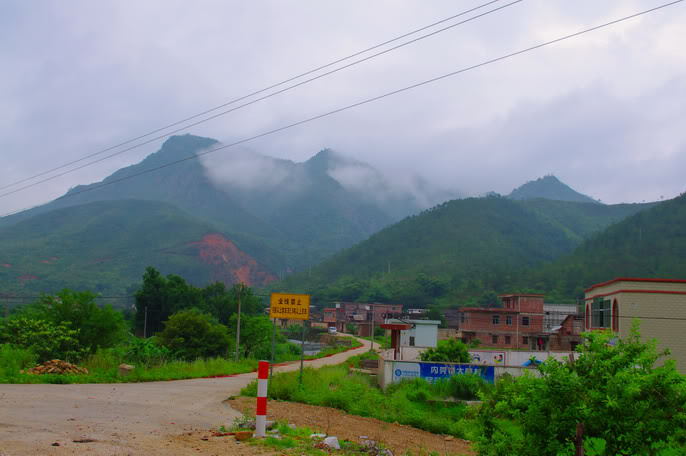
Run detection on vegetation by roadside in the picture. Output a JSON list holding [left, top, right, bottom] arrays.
[[241, 351, 490, 438], [227, 397, 474, 456]]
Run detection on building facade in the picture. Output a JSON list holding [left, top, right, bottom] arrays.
[[584, 277, 686, 373], [459, 293, 580, 350], [323, 302, 402, 337]]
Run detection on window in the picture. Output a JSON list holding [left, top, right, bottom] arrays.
[[492, 314, 500, 325], [460, 313, 466, 323], [506, 315, 512, 325], [592, 298, 611, 328], [492, 335, 498, 344], [409, 336, 415, 347], [505, 335, 511, 344], [612, 300, 619, 332], [523, 336, 529, 345], [522, 316, 530, 326], [586, 304, 590, 329]]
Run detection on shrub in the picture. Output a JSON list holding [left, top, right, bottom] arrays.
[[419, 339, 471, 363], [157, 309, 231, 360], [0, 343, 37, 378], [120, 335, 170, 367], [35, 289, 127, 353], [0, 317, 85, 362], [446, 373, 490, 400]]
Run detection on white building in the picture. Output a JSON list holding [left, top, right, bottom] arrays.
[[399, 319, 441, 348]]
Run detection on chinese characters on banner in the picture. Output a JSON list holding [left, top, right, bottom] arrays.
[[269, 293, 310, 320], [391, 362, 495, 384]]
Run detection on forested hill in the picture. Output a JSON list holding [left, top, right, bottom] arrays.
[[0, 199, 277, 296], [514, 191, 686, 300], [273, 195, 658, 307], [508, 175, 598, 203]]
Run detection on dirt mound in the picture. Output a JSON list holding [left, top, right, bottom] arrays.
[[23, 360, 89, 375]]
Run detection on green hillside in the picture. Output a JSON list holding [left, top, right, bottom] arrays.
[[513, 192, 686, 301], [518, 198, 654, 242], [0, 199, 276, 296], [0, 135, 421, 274], [273, 195, 660, 307], [508, 175, 598, 203]]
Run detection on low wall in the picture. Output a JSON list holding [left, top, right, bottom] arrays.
[[378, 358, 540, 390], [469, 350, 573, 366]]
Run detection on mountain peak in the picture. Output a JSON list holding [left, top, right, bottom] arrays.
[[508, 175, 599, 204]]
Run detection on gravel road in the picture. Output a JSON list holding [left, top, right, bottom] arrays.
[[0, 339, 370, 455]]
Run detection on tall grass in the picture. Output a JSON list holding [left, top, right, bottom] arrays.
[[241, 353, 471, 437]]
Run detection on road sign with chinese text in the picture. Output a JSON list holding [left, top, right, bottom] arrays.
[[269, 293, 310, 320]]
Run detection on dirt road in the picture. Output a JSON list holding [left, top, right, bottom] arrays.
[[0, 339, 370, 455]]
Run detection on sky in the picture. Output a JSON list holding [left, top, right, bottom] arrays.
[[1, 0, 685, 216]]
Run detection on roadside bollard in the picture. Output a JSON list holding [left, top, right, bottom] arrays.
[[255, 360, 269, 437]]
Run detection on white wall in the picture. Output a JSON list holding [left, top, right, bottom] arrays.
[[399, 320, 440, 348]]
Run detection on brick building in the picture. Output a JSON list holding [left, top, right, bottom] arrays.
[[584, 277, 686, 374], [459, 293, 580, 350], [323, 302, 402, 337]]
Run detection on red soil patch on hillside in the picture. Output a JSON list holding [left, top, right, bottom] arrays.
[[1, 264, 11, 268], [188, 234, 277, 287]]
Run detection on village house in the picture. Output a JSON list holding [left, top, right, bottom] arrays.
[[458, 293, 581, 350], [324, 301, 402, 337], [584, 277, 686, 374]]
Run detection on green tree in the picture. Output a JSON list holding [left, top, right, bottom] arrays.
[[478, 322, 686, 455], [228, 314, 283, 359], [134, 267, 201, 335], [0, 317, 85, 362], [17, 289, 126, 355], [157, 309, 230, 360], [418, 339, 470, 363]]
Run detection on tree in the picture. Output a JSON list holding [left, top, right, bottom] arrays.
[[134, 267, 263, 335], [157, 309, 230, 360], [0, 317, 85, 362], [418, 339, 471, 363], [228, 314, 282, 359], [31, 289, 126, 354], [478, 322, 686, 455]]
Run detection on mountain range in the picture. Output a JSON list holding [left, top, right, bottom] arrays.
[[1, 133, 676, 304], [0, 135, 426, 295]]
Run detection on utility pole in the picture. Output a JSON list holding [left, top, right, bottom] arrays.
[[235, 283, 244, 362], [143, 306, 148, 338], [370, 303, 375, 351]]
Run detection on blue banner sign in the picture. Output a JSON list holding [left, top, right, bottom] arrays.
[[392, 362, 495, 384]]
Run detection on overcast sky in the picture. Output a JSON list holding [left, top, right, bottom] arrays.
[[1, 0, 685, 215]]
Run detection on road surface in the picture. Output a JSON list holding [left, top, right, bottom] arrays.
[[0, 338, 371, 455]]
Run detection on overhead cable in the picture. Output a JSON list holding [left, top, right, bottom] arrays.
[[1, 0, 681, 217]]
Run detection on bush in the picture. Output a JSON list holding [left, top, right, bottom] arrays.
[[0, 343, 37, 379], [0, 317, 86, 362], [157, 309, 231, 360], [419, 338, 471, 363], [446, 373, 490, 400], [35, 289, 127, 354]]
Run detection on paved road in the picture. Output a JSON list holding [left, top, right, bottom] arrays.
[[0, 338, 371, 455]]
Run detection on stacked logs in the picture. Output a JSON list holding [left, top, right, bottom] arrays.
[[21, 359, 89, 375]]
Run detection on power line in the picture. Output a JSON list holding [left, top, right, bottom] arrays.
[[1, 0, 682, 218], [0, 0, 518, 197]]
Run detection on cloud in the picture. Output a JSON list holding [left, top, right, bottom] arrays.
[[1, 0, 686, 215]]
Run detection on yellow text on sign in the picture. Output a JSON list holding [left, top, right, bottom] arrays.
[[270, 293, 310, 320]]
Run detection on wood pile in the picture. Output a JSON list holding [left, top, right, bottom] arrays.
[[21, 359, 89, 375]]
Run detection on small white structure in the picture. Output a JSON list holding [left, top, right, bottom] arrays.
[[399, 319, 440, 348]]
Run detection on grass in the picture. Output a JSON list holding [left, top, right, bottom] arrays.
[[0, 336, 363, 384], [240, 352, 478, 438]]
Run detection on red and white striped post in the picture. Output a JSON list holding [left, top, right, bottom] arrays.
[[255, 360, 269, 437]]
